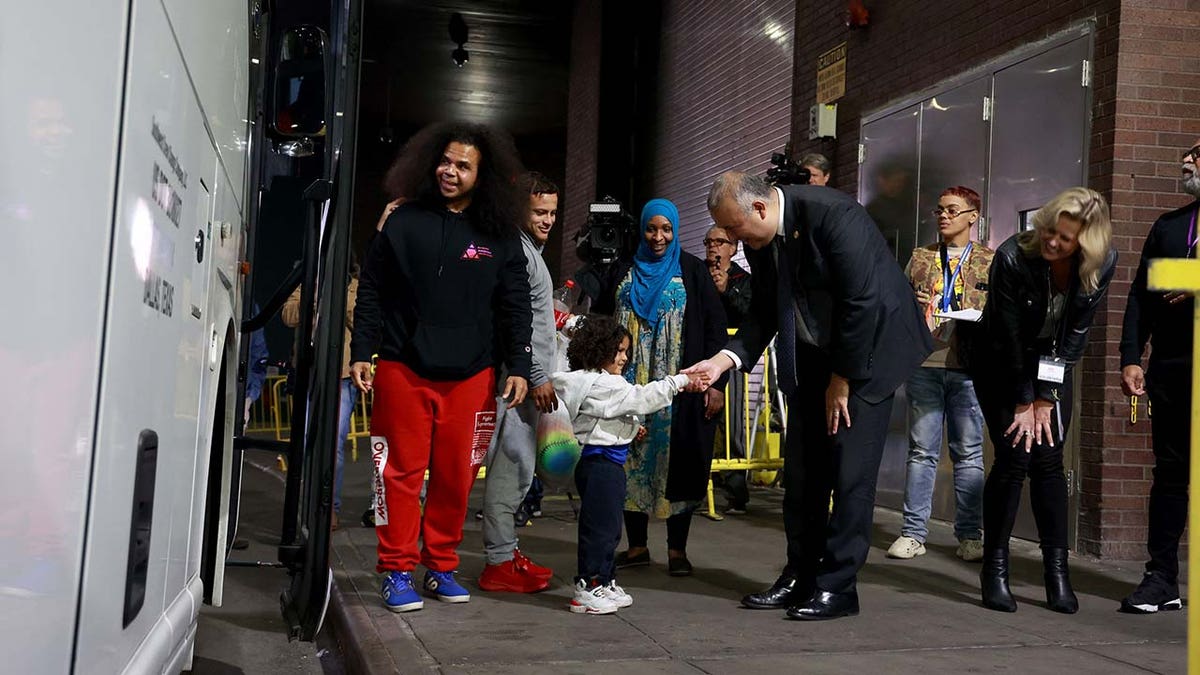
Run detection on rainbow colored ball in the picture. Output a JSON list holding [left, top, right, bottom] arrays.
[[536, 417, 581, 489]]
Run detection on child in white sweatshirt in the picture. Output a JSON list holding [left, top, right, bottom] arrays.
[[552, 315, 704, 615]]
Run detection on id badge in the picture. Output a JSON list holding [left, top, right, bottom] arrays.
[[1038, 357, 1066, 384]]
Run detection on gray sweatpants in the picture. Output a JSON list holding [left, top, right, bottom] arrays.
[[482, 396, 538, 565]]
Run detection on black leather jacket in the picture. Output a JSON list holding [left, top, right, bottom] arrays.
[[973, 235, 1117, 404]]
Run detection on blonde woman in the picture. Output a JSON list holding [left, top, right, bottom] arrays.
[[972, 188, 1116, 614]]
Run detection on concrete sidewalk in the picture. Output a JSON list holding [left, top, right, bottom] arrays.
[[328, 457, 1186, 674]]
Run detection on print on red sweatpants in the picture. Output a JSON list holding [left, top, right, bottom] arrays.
[[370, 360, 496, 573]]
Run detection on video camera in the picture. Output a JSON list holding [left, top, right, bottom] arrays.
[[764, 152, 810, 186], [575, 196, 637, 265]]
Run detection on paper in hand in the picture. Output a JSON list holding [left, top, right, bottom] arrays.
[[932, 308, 982, 323]]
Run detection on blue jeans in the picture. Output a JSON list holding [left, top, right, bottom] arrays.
[[335, 377, 360, 513], [901, 367, 984, 543]]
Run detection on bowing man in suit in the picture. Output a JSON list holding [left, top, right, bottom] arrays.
[[684, 171, 933, 620]]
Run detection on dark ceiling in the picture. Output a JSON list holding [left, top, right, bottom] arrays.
[[362, 0, 573, 137]]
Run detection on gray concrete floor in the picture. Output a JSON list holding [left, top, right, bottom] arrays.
[[190, 455, 342, 675], [330, 445, 1187, 675]]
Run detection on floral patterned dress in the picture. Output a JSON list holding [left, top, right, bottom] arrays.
[[615, 272, 696, 518]]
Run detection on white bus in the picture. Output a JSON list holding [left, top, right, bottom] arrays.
[[1, 1, 357, 671]]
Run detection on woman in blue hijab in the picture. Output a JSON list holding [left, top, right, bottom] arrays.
[[592, 198, 728, 576]]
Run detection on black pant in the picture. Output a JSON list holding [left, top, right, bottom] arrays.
[[783, 352, 895, 594], [624, 509, 694, 551], [575, 455, 626, 584], [977, 377, 1073, 551], [1147, 369, 1191, 582]]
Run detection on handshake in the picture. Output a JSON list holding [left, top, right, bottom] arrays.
[[681, 371, 711, 393]]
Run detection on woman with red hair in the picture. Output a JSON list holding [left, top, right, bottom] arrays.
[[887, 186, 994, 564]]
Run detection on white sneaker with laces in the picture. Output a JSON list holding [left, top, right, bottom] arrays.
[[887, 536, 927, 559], [599, 581, 633, 608], [956, 539, 984, 562], [570, 580, 619, 615]]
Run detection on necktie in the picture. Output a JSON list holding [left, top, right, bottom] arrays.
[[773, 239, 798, 397]]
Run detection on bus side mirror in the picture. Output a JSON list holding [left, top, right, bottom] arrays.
[[271, 26, 328, 144]]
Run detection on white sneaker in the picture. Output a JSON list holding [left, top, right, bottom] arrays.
[[570, 580, 619, 615], [956, 539, 984, 562], [887, 536, 927, 559], [599, 581, 633, 608]]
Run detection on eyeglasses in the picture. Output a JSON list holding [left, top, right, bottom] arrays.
[[932, 207, 977, 218], [703, 238, 734, 247], [1183, 145, 1200, 163]]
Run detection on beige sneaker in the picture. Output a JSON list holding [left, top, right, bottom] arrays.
[[886, 536, 926, 559], [956, 539, 984, 562]]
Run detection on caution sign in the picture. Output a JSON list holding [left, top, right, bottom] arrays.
[[817, 42, 847, 104]]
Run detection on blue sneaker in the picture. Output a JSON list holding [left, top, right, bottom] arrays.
[[381, 571, 423, 612], [424, 569, 471, 603]]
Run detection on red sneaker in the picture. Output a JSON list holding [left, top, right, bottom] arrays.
[[478, 559, 550, 593], [513, 549, 554, 580]]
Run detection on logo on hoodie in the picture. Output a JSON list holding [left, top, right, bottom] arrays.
[[461, 242, 493, 260]]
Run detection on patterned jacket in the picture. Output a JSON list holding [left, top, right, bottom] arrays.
[[906, 241, 994, 369], [906, 241, 995, 312]]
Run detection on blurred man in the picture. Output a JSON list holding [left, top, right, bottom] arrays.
[[1117, 138, 1200, 614]]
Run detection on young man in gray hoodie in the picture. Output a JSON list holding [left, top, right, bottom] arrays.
[[478, 172, 561, 592]]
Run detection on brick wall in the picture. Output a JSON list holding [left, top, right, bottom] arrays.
[[1084, 0, 1200, 558], [561, 0, 602, 281]]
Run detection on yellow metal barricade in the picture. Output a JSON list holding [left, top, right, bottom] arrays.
[[271, 376, 292, 441], [243, 375, 282, 434], [705, 332, 786, 520]]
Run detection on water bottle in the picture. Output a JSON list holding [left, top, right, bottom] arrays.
[[553, 279, 576, 330]]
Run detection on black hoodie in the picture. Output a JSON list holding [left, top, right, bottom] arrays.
[[351, 201, 533, 381]]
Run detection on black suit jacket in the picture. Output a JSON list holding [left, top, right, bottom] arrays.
[[728, 185, 933, 403]]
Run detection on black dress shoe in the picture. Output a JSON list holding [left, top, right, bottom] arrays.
[[785, 589, 859, 621], [668, 556, 693, 577], [615, 549, 651, 569], [742, 573, 803, 609]]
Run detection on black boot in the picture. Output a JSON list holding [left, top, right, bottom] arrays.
[[980, 548, 1017, 612], [1042, 547, 1079, 614]]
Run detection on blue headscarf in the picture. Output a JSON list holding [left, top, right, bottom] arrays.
[[629, 198, 682, 328]]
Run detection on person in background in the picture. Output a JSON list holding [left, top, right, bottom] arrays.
[[478, 171, 560, 594], [972, 187, 1115, 614], [243, 304, 269, 426], [351, 121, 532, 613], [283, 270, 358, 531], [1116, 139, 1200, 615], [704, 224, 752, 514], [799, 153, 831, 187], [887, 186, 993, 563], [594, 199, 728, 577]]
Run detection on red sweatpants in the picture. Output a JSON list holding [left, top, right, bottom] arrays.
[[370, 360, 496, 573]]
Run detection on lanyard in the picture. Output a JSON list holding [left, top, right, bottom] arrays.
[[939, 241, 973, 312], [1187, 207, 1199, 258]]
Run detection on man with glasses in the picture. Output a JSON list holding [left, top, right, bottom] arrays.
[[1117, 138, 1200, 614], [705, 225, 753, 513]]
